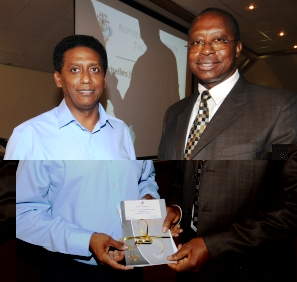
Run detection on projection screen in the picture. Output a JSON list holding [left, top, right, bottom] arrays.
[[75, 0, 191, 158]]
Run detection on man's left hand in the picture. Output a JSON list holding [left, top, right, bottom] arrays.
[[162, 205, 182, 236], [167, 237, 210, 272], [142, 194, 155, 199]]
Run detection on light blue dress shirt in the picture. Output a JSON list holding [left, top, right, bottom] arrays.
[[4, 99, 135, 160], [16, 160, 160, 265]]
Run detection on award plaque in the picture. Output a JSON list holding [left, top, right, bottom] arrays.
[[121, 199, 177, 267]]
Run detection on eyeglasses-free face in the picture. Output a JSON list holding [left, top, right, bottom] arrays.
[[187, 11, 242, 89], [54, 46, 106, 116]]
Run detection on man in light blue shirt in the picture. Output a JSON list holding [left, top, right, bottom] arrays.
[[16, 160, 160, 281], [4, 35, 135, 160]]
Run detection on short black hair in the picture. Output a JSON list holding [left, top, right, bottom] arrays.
[[53, 35, 108, 75], [189, 7, 240, 41]]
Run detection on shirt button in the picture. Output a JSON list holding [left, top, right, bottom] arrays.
[[94, 158, 97, 160], [113, 184, 116, 187], [116, 210, 119, 214]]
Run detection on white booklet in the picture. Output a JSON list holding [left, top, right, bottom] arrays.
[[120, 199, 177, 267]]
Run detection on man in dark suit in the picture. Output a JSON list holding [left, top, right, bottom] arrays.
[[158, 7, 297, 160], [159, 7, 297, 281], [162, 146, 297, 281]]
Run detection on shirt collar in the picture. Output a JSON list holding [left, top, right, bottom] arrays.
[[198, 69, 239, 105], [57, 99, 111, 130], [97, 103, 113, 129]]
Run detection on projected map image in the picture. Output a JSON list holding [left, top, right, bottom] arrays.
[[84, 0, 188, 156], [91, 0, 146, 99]]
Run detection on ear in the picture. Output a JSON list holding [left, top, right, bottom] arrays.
[[54, 71, 62, 88], [235, 41, 242, 58]]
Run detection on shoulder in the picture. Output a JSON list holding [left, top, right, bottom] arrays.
[[166, 93, 198, 115], [5, 109, 57, 160], [106, 113, 129, 128], [249, 83, 295, 96], [105, 113, 133, 138], [98, 103, 130, 131], [12, 108, 57, 134], [249, 83, 297, 111], [232, 77, 297, 111], [239, 76, 297, 99]]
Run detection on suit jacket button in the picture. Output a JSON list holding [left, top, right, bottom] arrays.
[[186, 208, 191, 213]]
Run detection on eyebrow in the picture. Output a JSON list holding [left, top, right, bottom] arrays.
[[67, 62, 101, 66]]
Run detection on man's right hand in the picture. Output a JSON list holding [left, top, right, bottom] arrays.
[[167, 237, 210, 272], [89, 233, 133, 270], [162, 205, 183, 237]]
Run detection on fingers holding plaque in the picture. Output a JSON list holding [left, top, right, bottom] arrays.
[[121, 199, 177, 266]]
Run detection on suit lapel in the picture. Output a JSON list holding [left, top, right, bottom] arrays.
[[175, 92, 199, 159], [190, 77, 248, 159]]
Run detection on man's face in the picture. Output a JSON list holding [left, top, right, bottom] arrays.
[[54, 46, 106, 113], [187, 11, 242, 89]]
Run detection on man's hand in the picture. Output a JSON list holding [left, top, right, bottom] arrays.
[[162, 206, 183, 237], [167, 237, 210, 272], [89, 233, 133, 270], [142, 194, 155, 199]]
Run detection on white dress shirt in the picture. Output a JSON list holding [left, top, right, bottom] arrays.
[[184, 70, 240, 150]]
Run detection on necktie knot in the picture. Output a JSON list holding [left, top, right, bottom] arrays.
[[201, 90, 211, 101]]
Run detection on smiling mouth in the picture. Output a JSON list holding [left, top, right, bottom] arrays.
[[202, 63, 212, 67], [197, 61, 219, 69], [78, 90, 94, 93]]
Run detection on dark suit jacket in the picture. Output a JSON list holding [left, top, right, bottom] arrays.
[[167, 150, 297, 281], [158, 76, 297, 160]]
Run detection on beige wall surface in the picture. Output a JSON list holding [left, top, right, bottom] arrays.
[[243, 55, 297, 94], [0, 65, 62, 139]]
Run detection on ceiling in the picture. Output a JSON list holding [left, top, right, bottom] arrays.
[[0, 0, 297, 73]]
